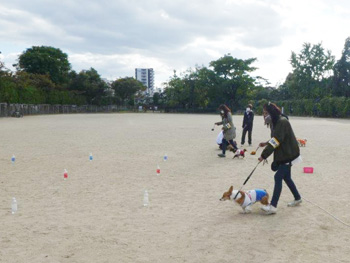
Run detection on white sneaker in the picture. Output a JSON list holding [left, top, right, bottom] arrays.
[[261, 205, 277, 214], [244, 205, 252, 214], [287, 199, 302, 207]]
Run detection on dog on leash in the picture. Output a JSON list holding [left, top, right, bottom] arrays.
[[297, 138, 307, 147], [233, 149, 247, 159], [220, 186, 269, 213]]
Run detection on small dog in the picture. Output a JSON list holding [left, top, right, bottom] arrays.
[[220, 186, 269, 213], [297, 138, 307, 147], [233, 149, 247, 159]]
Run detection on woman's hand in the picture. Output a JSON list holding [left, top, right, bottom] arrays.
[[258, 156, 264, 162]]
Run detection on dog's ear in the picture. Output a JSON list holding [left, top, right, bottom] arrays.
[[229, 186, 233, 193]]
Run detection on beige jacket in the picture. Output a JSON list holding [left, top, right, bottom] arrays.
[[217, 112, 236, 140]]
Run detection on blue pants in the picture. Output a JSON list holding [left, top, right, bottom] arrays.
[[270, 164, 301, 208]]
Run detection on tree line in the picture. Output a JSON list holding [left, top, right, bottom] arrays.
[[162, 38, 350, 117], [1, 37, 350, 117], [0, 46, 146, 106]]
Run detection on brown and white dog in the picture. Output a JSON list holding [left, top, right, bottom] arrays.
[[220, 186, 269, 213], [233, 149, 247, 159], [297, 138, 307, 147]]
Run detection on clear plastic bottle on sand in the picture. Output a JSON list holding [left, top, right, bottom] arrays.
[[89, 153, 93, 161], [143, 190, 149, 206], [163, 154, 168, 161], [11, 197, 17, 214], [11, 154, 16, 164], [156, 165, 160, 176]]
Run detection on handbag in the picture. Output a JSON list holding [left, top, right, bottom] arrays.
[[271, 161, 279, 172]]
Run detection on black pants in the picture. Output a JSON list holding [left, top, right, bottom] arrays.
[[270, 164, 301, 208], [241, 126, 252, 145], [222, 139, 238, 154]]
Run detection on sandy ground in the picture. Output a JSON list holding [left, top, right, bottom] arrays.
[[1, 112, 350, 263]]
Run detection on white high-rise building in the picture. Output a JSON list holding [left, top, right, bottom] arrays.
[[135, 68, 154, 96]]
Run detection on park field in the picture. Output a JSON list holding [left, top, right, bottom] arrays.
[[1, 113, 350, 263]]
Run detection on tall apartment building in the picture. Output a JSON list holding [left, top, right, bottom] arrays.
[[135, 68, 154, 96]]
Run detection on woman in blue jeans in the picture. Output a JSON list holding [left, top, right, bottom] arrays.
[[258, 102, 302, 214], [270, 163, 301, 209]]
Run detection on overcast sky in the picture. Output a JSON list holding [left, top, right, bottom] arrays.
[[1, 0, 349, 88]]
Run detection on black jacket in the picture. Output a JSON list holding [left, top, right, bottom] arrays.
[[261, 115, 300, 165], [242, 111, 254, 130]]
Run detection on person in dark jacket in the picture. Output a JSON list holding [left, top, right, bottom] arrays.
[[258, 102, 302, 214], [241, 104, 254, 146]]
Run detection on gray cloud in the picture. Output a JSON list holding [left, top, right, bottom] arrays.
[[1, 0, 348, 87], [1, 0, 285, 52]]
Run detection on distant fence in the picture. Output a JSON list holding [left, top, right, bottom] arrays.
[[0, 103, 131, 117]]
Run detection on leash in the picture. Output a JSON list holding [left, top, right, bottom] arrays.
[[233, 160, 262, 200], [302, 196, 350, 228]]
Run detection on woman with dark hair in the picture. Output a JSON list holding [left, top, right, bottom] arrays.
[[258, 102, 302, 214], [215, 104, 238, 157]]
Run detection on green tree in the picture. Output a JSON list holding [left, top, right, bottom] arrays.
[[111, 77, 146, 106], [17, 46, 71, 85], [331, 37, 350, 97], [178, 67, 213, 109], [0, 53, 18, 103], [192, 66, 216, 108], [12, 72, 52, 104], [153, 92, 160, 105], [163, 71, 189, 108], [68, 68, 108, 104], [0, 76, 18, 103], [209, 54, 257, 110], [287, 42, 335, 99], [0, 51, 6, 76], [14, 72, 56, 93], [162, 55, 259, 111]]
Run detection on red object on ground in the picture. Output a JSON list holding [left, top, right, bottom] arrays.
[[303, 167, 314, 173]]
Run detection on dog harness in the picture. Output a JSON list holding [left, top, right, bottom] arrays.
[[235, 149, 245, 157], [232, 189, 267, 208]]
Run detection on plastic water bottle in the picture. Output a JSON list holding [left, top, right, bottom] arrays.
[[143, 190, 149, 206], [63, 169, 68, 180], [11, 154, 15, 164], [89, 153, 93, 161], [11, 197, 17, 214], [156, 165, 160, 176], [163, 154, 168, 161]]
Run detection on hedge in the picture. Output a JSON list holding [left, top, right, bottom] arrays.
[[254, 97, 350, 118]]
